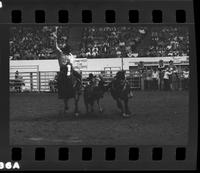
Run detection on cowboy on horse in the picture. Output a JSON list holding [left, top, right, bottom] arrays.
[[52, 27, 82, 116]]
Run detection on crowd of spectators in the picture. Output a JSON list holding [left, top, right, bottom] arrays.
[[9, 26, 189, 60], [138, 27, 189, 57], [142, 65, 189, 91], [10, 26, 69, 60], [128, 62, 189, 91], [79, 26, 147, 58]]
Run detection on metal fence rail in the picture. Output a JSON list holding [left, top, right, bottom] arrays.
[[10, 70, 189, 92], [10, 70, 142, 92]]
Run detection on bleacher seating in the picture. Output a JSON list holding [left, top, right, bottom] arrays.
[[9, 26, 189, 60], [10, 26, 69, 60], [137, 27, 189, 57]]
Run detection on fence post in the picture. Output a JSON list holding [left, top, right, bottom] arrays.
[[30, 72, 33, 91], [38, 72, 41, 92], [179, 78, 183, 91], [141, 77, 144, 90]]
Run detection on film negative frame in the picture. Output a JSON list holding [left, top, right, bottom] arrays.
[[0, 0, 198, 170]]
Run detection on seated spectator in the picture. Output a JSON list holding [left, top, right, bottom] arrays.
[[9, 26, 189, 59]]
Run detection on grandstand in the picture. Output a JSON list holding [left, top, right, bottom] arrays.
[[10, 26, 189, 60]]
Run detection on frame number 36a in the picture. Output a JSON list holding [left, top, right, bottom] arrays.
[[0, 162, 20, 170]]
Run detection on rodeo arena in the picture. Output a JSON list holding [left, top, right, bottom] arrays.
[[10, 26, 189, 145]]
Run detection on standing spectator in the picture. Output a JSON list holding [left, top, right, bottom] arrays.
[[182, 67, 189, 90], [158, 60, 165, 90], [152, 68, 159, 90], [138, 61, 145, 74], [145, 67, 153, 90], [171, 70, 179, 91], [168, 60, 177, 90], [177, 66, 184, 91], [163, 68, 172, 91], [138, 61, 145, 90], [168, 60, 177, 71]]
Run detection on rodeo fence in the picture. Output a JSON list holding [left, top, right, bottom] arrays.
[[9, 70, 142, 92], [10, 70, 188, 92]]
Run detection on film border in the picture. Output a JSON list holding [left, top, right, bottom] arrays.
[[0, 0, 198, 170]]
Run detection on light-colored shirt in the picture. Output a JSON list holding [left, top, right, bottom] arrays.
[[152, 71, 159, 79], [146, 70, 152, 80], [183, 71, 189, 79], [163, 71, 172, 79]]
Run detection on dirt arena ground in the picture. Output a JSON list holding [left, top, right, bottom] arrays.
[[10, 91, 188, 145]]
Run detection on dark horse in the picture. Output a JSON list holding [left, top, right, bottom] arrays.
[[53, 27, 82, 116], [83, 74, 106, 113], [109, 71, 132, 117], [57, 62, 82, 116]]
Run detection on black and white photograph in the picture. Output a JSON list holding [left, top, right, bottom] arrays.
[[9, 26, 189, 145]]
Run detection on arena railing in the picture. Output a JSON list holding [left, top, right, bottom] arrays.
[[9, 70, 143, 92], [9, 70, 187, 92]]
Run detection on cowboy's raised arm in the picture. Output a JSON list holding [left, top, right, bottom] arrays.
[[52, 28, 64, 67], [55, 39, 62, 54]]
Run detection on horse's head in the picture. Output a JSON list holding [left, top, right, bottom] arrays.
[[110, 75, 131, 100], [115, 71, 126, 86], [116, 70, 126, 80], [88, 73, 94, 80], [88, 75, 99, 87], [94, 77, 100, 87]]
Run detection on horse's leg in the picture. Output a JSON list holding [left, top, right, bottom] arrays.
[[84, 99, 89, 113], [116, 98, 124, 115], [124, 99, 131, 117], [85, 103, 89, 113], [97, 99, 103, 113], [64, 99, 69, 113], [74, 94, 80, 116], [91, 101, 94, 113], [84, 96, 89, 114]]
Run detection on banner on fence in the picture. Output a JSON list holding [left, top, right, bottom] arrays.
[[73, 58, 88, 70]]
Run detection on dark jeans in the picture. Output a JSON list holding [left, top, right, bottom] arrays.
[[145, 80, 153, 90], [172, 79, 179, 91], [158, 78, 164, 91], [152, 78, 158, 90], [164, 79, 170, 91], [183, 78, 189, 90]]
